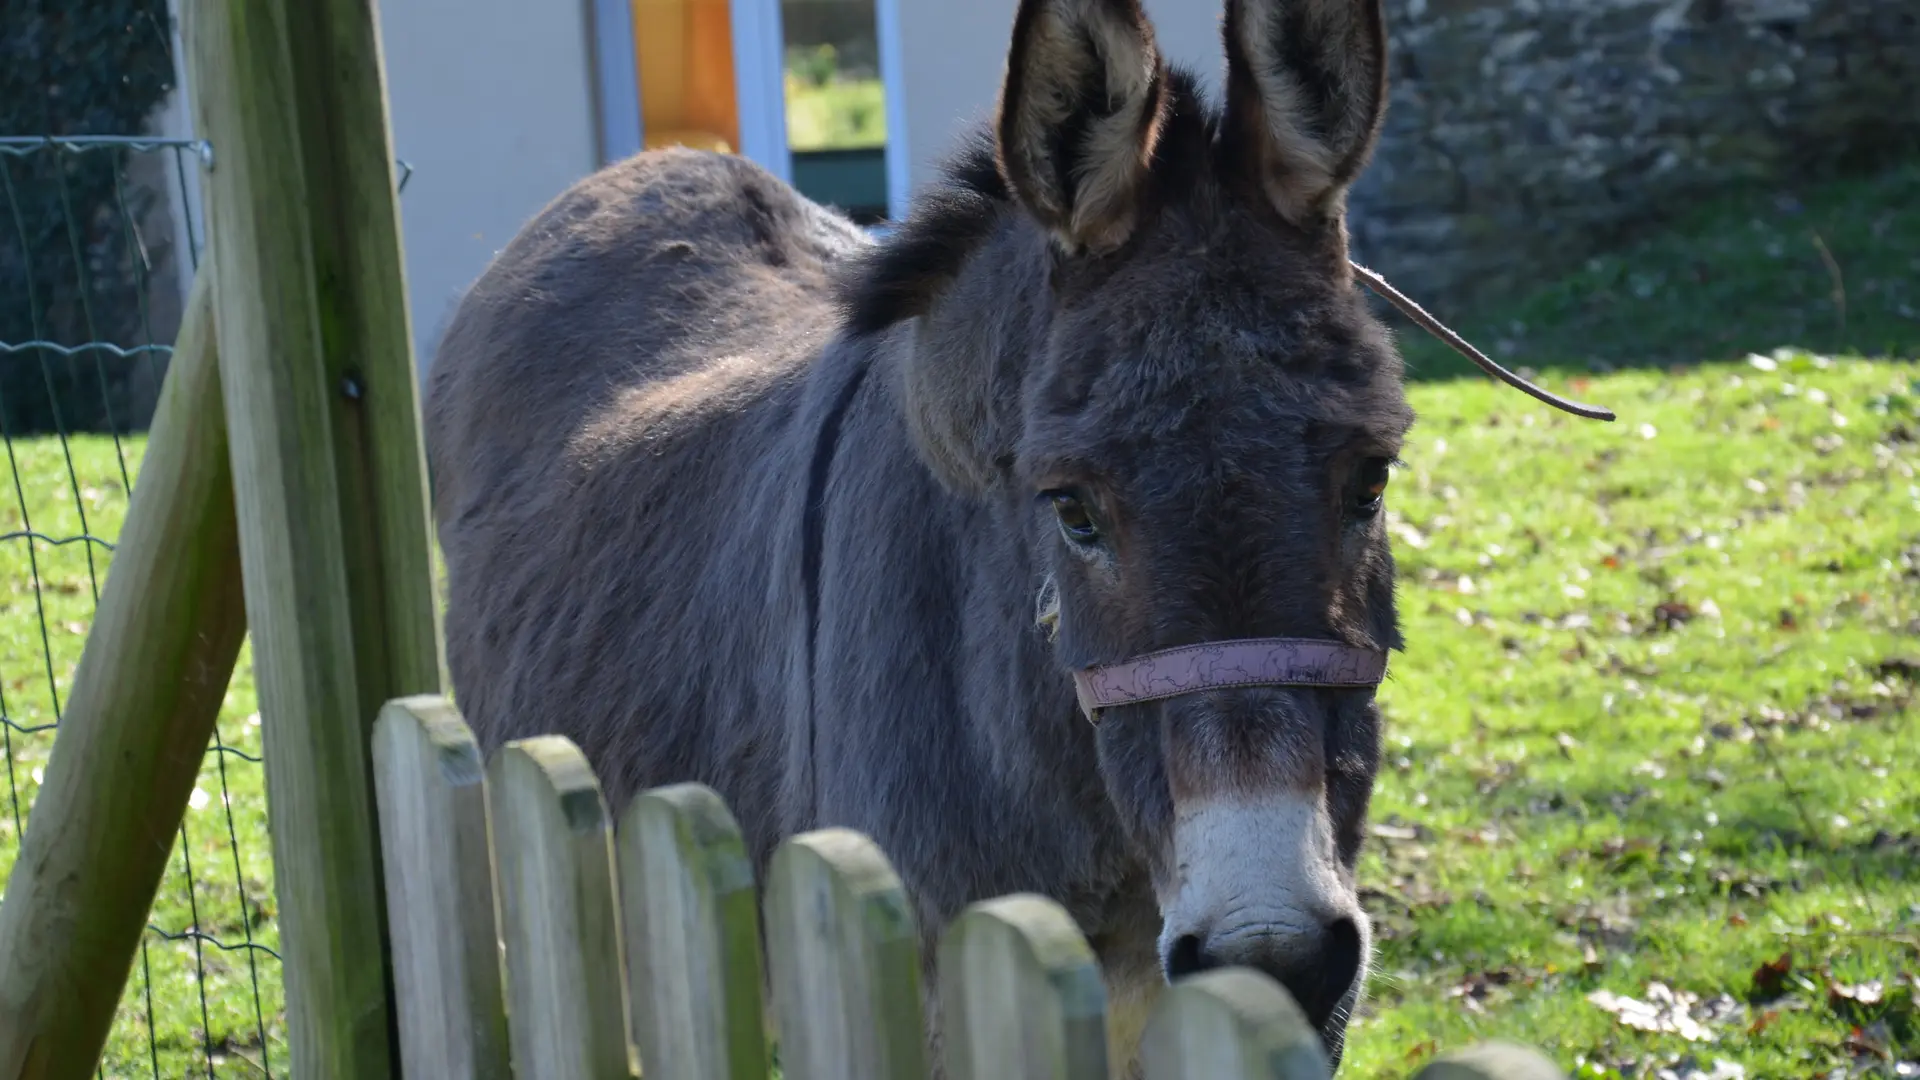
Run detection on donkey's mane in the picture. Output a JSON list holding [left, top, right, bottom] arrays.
[[831, 65, 1619, 423], [837, 67, 1221, 339]]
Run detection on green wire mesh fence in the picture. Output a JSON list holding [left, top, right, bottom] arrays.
[[0, 132, 412, 1078]]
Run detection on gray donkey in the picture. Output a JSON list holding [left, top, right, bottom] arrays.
[[424, 0, 1610, 1070]]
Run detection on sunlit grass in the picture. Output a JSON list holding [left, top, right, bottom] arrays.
[[1347, 351, 1920, 1077], [784, 73, 886, 152], [0, 432, 280, 1077]]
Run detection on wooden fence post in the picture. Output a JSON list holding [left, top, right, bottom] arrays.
[[489, 737, 635, 1080], [936, 893, 1109, 1080], [275, 0, 447, 704], [1138, 969, 1328, 1080], [184, 0, 443, 1070], [370, 696, 510, 1080], [0, 269, 248, 1080], [616, 783, 771, 1080], [764, 828, 928, 1080]]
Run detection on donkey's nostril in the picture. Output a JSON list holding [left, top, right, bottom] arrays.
[[1164, 933, 1215, 980], [1268, 916, 1364, 1031], [1324, 916, 1362, 986]]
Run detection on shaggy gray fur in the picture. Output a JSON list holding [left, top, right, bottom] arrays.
[[425, 0, 1412, 1070]]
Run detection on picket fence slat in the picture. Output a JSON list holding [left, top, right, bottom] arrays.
[[1410, 1041, 1568, 1080], [937, 893, 1109, 1080], [618, 782, 772, 1080], [366, 699, 1562, 1080], [370, 696, 511, 1079], [489, 736, 636, 1080], [765, 828, 929, 1080], [1138, 968, 1329, 1080]]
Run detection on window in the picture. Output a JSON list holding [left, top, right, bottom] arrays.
[[780, 0, 890, 224]]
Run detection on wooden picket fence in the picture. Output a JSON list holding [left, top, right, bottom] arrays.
[[369, 693, 1565, 1080]]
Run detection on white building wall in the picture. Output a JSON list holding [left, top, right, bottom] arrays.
[[157, 0, 604, 375], [379, 0, 604, 371]]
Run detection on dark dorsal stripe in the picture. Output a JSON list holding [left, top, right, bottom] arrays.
[[799, 348, 874, 818]]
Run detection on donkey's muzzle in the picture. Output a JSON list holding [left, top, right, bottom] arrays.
[[1163, 915, 1364, 1060]]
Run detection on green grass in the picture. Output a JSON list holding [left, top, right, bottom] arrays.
[[1349, 352, 1920, 1078], [782, 44, 886, 153], [784, 73, 887, 152], [0, 434, 281, 1076]]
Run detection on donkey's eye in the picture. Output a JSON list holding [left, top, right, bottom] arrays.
[[1046, 491, 1101, 545], [1353, 457, 1391, 517]]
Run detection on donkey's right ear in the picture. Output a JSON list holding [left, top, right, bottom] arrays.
[[995, 0, 1171, 256]]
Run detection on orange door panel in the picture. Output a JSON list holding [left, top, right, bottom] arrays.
[[632, 0, 742, 153]]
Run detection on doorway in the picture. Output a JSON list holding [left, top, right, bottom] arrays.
[[597, 0, 904, 222]]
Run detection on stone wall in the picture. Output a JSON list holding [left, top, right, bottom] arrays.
[[1349, 0, 1920, 309]]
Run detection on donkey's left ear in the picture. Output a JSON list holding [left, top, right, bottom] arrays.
[[1220, 0, 1389, 226]]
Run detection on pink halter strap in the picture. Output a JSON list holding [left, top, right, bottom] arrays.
[[1072, 638, 1388, 723]]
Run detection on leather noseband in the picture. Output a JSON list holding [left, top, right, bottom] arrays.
[[1073, 638, 1388, 723]]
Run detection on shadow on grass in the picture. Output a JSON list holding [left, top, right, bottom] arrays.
[[1377, 158, 1920, 385]]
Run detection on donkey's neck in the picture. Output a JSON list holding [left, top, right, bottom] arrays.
[[849, 215, 1158, 943], [882, 214, 1056, 498]]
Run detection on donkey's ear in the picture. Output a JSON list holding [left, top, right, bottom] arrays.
[[995, 0, 1171, 255], [1220, 0, 1389, 225]]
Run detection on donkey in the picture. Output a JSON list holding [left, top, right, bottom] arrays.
[[424, 0, 1609, 1070]]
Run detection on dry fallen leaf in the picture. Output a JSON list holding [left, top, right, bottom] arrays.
[[1830, 977, 1886, 1011], [1750, 950, 1793, 1000], [1651, 601, 1695, 632], [1846, 1020, 1893, 1061], [1586, 982, 1741, 1043], [1655, 1059, 1745, 1080]]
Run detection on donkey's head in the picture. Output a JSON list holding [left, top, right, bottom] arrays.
[[848, 0, 1414, 1062]]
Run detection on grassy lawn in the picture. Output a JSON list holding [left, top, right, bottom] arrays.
[[0, 433, 281, 1076], [783, 73, 887, 152], [0, 160, 1914, 1075], [1352, 156, 1920, 1079], [783, 45, 885, 152], [1350, 352, 1919, 1079]]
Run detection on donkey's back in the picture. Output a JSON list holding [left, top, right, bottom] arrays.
[[424, 147, 871, 836]]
